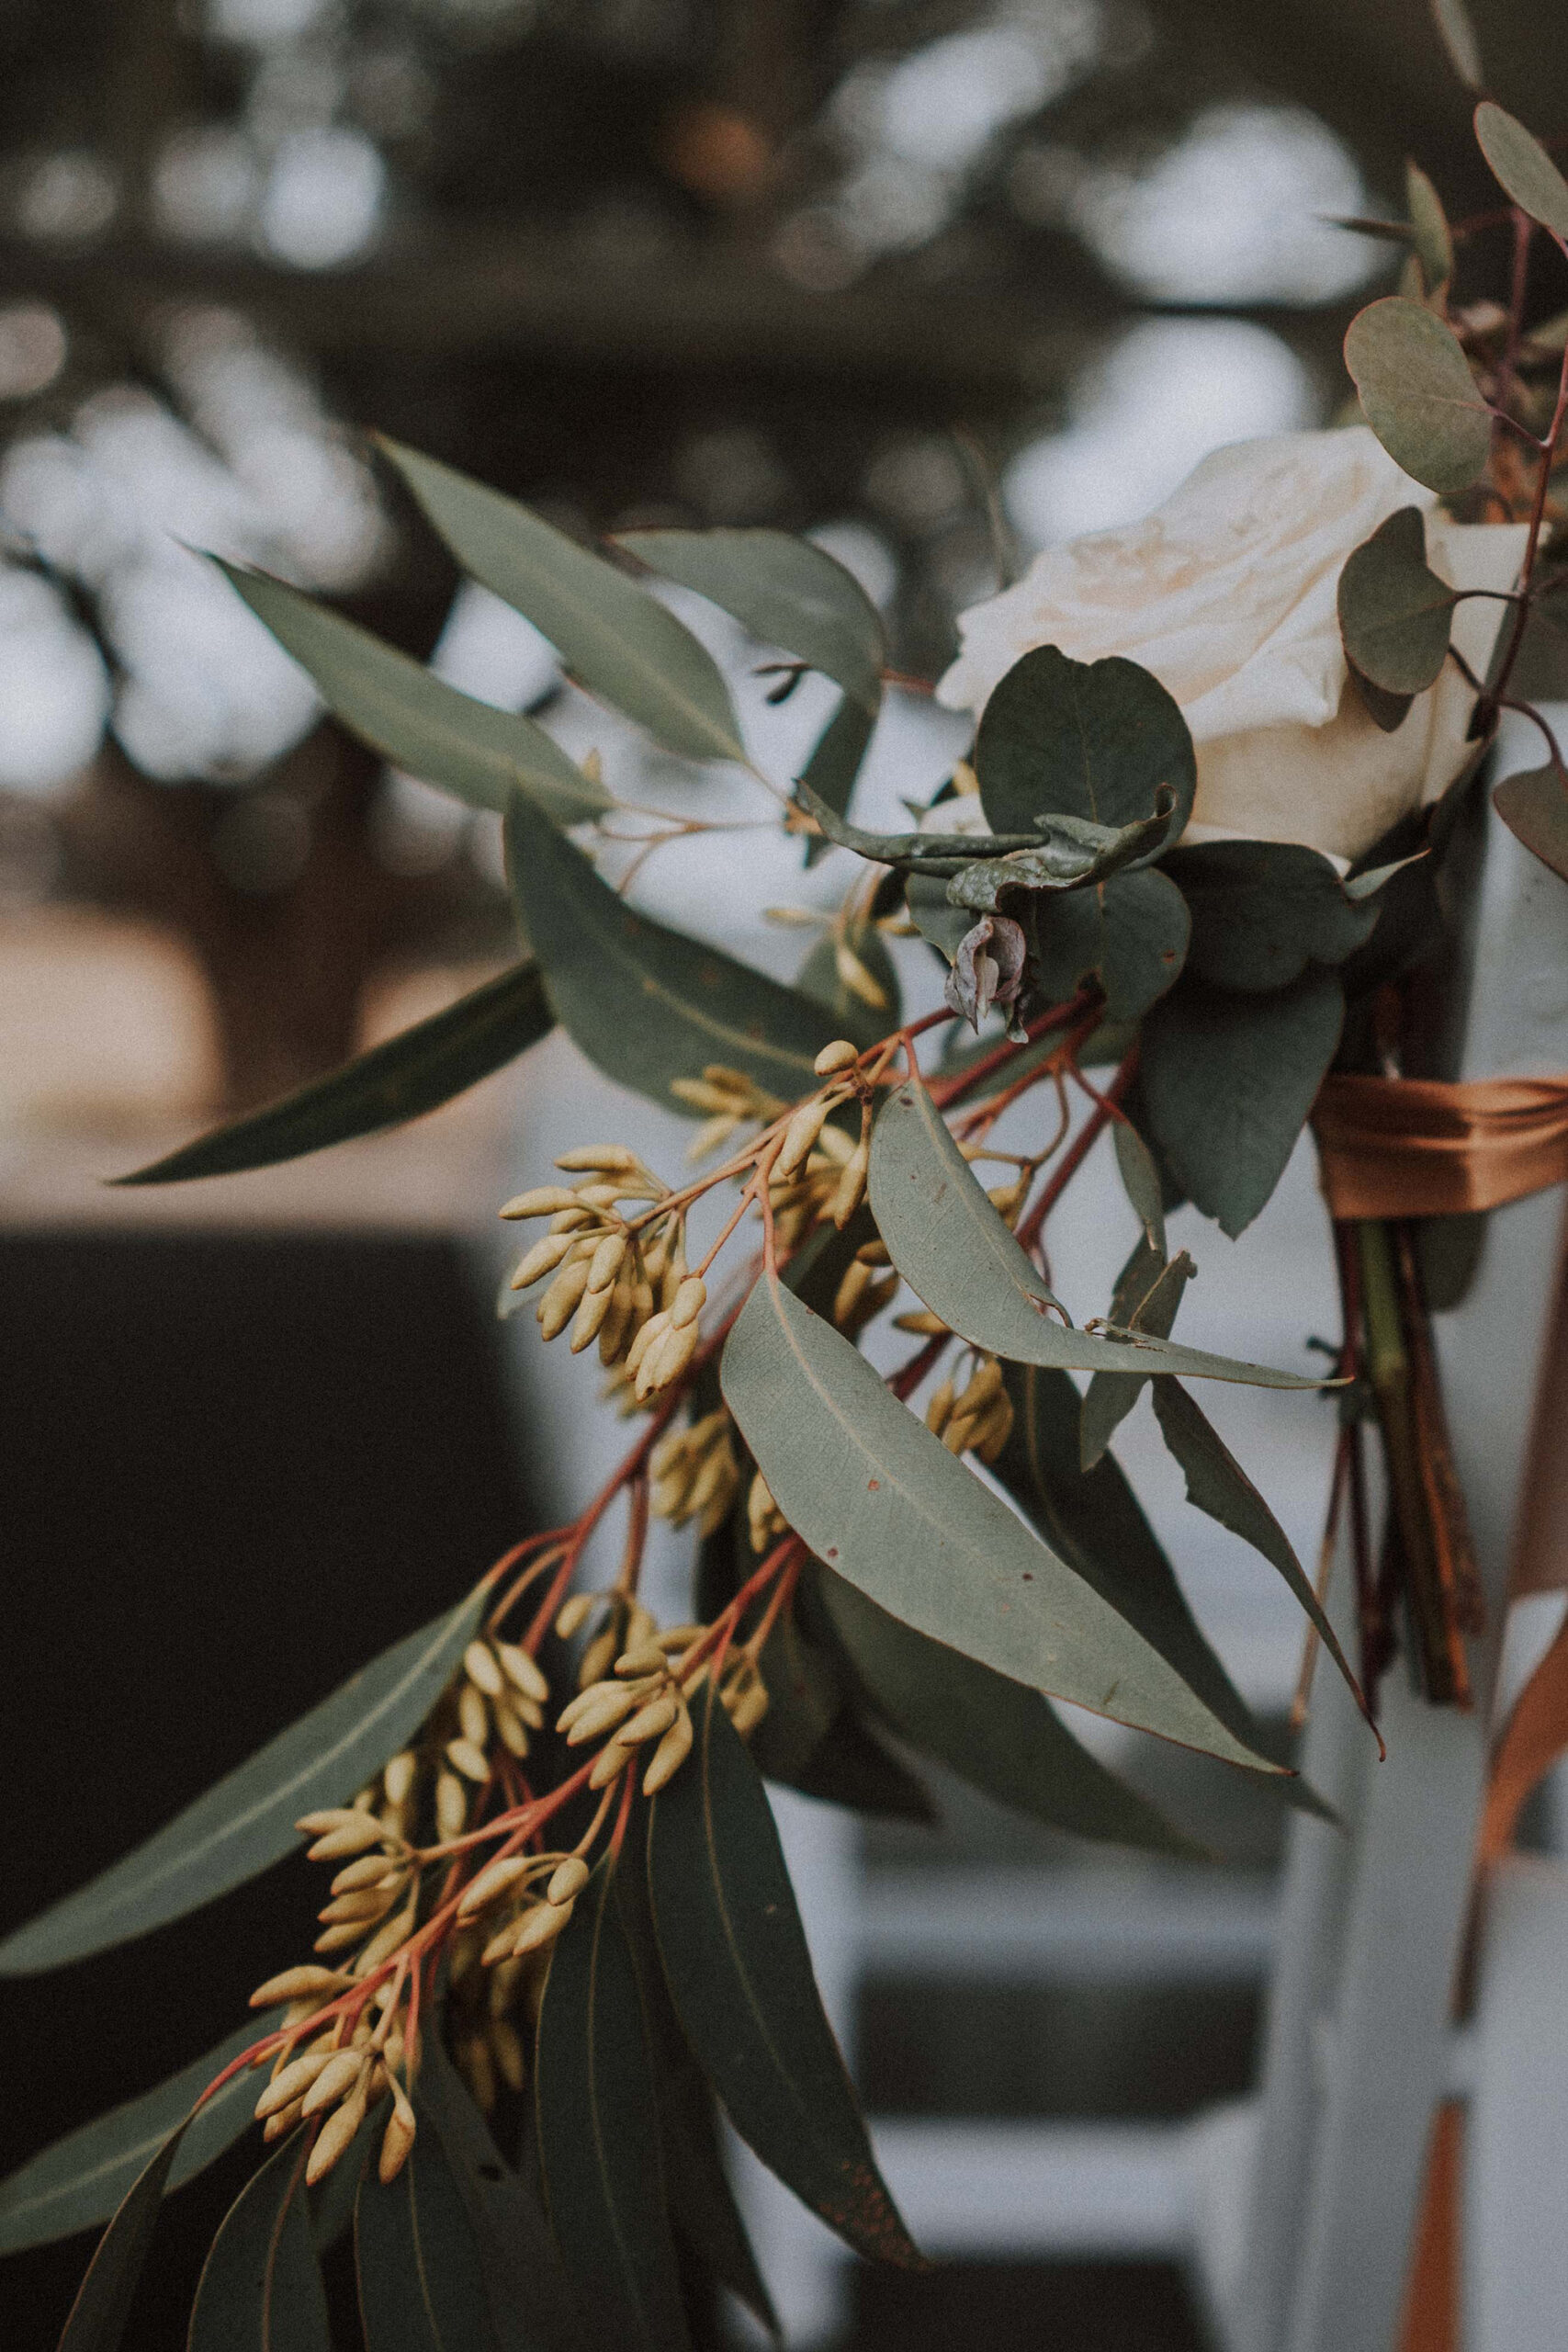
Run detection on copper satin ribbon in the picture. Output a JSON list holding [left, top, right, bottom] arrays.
[[1311, 1074, 1568, 2346], [1314, 1073, 1568, 1221]]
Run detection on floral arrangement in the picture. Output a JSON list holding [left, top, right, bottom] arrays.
[[6, 56, 1568, 2352]]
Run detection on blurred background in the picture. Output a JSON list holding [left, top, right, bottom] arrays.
[[1, 1, 1564, 2346]]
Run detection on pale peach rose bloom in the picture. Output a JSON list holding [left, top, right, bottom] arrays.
[[937, 428, 1529, 865]]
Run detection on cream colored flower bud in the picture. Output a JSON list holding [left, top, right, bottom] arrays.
[[637, 1320, 698, 1400], [491, 1699, 531, 1758], [687, 1113, 741, 1163], [458, 1682, 490, 1747], [975, 1392, 1015, 1464], [669, 1275, 706, 1329], [775, 1099, 830, 1181], [856, 1238, 891, 1266], [925, 1378, 955, 1435], [305, 1817, 389, 1862], [671, 1078, 736, 1114], [727, 1678, 770, 1736], [319, 1883, 400, 1926], [831, 1136, 872, 1229], [378, 2082, 417, 2183], [964, 1356, 1005, 1409], [446, 1736, 491, 1783], [619, 1692, 680, 1746], [464, 1641, 504, 1698], [383, 1751, 417, 1808], [248, 1964, 351, 2009], [894, 1308, 948, 1338], [589, 1739, 633, 1790], [547, 1857, 591, 1905], [263, 2098, 304, 2143], [298, 1806, 374, 1838], [435, 1773, 468, 1842], [307, 2084, 368, 2185], [833, 1261, 872, 1329], [573, 1182, 626, 1210], [834, 941, 886, 1008], [457, 2034, 496, 2115], [482, 1919, 521, 1967], [597, 1288, 635, 1366], [578, 1624, 620, 1688], [300, 2050, 366, 2119], [353, 1902, 417, 1978], [512, 1900, 574, 1957], [537, 1259, 592, 1341], [254, 2052, 333, 2120], [457, 1855, 533, 1919], [587, 1232, 628, 1294], [556, 1146, 640, 1173], [626, 1307, 670, 1377], [495, 1642, 549, 1704], [491, 2018, 526, 2094], [814, 1039, 859, 1077], [642, 1704, 694, 1795], [559, 1679, 647, 1746], [510, 1233, 574, 1292], [555, 1593, 595, 1640], [614, 1642, 667, 1679], [314, 1919, 370, 1952], [500, 1185, 582, 1220], [547, 1205, 595, 1234], [570, 1282, 614, 1354]]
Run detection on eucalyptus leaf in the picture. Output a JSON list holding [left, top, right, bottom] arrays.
[[0, 1585, 488, 1974], [945, 798, 1176, 911], [380, 441, 746, 765], [307, 2119, 369, 2256], [1346, 658, 1416, 735], [785, 1709, 936, 1820], [1140, 971, 1345, 1237], [1337, 507, 1458, 695], [905, 869, 976, 961], [1160, 842, 1378, 994], [1495, 762, 1568, 881], [1024, 867, 1190, 1023], [819, 1573, 1201, 1857], [1343, 298, 1491, 495], [798, 696, 876, 868], [1151, 1379, 1372, 1729], [1475, 102, 1568, 242], [720, 1272, 1281, 1769], [0, 2022, 265, 2254], [617, 528, 885, 715], [116, 961, 553, 1186], [217, 563, 607, 823], [647, 1683, 921, 2265], [1431, 0, 1483, 88], [865, 1080, 1322, 1388], [53, 2116, 203, 2352], [188, 2135, 331, 2352], [414, 2030, 583, 2352], [975, 646, 1196, 845], [794, 778, 1040, 871], [505, 794, 841, 1111], [535, 1862, 690, 2352], [355, 2126, 499, 2352], [1077, 1245, 1194, 1471], [1405, 162, 1453, 293], [1112, 1114, 1166, 1254]]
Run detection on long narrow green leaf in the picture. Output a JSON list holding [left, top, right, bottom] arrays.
[[1, 1587, 488, 1974], [867, 1080, 1322, 1388], [116, 961, 553, 1186], [217, 562, 608, 823], [818, 1575, 1201, 1857], [188, 2136, 330, 2352], [380, 441, 747, 765], [413, 2030, 583, 2352], [355, 2132, 500, 2352], [0, 2023, 265, 2254], [647, 1687, 919, 2267], [617, 528, 886, 716], [54, 2113, 199, 2352], [720, 1272, 1280, 1770], [1151, 1379, 1374, 1730], [505, 794, 841, 1111], [535, 1863, 690, 2352]]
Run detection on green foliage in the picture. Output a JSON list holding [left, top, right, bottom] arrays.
[[1474, 102, 1568, 243], [118, 961, 553, 1185], [1077, 1241, 1194, 1469], [218, 563, 608, 824], [616, 527, 886, 715], [797, 696, 876, 865], [976, 646, 1197, 845], [720, 1271, 1282, 1766], [0, 1586, 487, 1974], [1162, 842, 1379, 994], [1343, 298, 1492, 495], [188, 2137, 329, 2351], [1026, 867, 1190, 1022], [1151, 1380, 1371, 1726], [1431, 0, 1483, 90], [1495, 763, 1568, 882], [51, 2116, 201, 2352], [380, 442, 747, 766], [866, 1078, 1322, 1386], [535, 1864, 691, 2352], [1141, 971, 1345, 1237], [1404, 163, 1453, 297], [355, 2129, 500, 2352], [647, 1687, 919, 2265], [818, 1575, 1201, 1856], [0, 2023, 265, 2254], [795, 922, 901, 1046], [1337, 507, 1457, 696], [505, 794, 840, 1111], [945, 799, 1177, 910]]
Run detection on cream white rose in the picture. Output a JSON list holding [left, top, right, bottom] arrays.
[[937, 428, 1528, 866]]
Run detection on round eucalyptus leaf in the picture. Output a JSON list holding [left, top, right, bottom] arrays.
[[1337, 505, 1458, 694], [1343, 298, 1491, 495], [976, 646, 1196, 845]]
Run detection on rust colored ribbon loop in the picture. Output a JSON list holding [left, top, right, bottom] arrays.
[[1313, 1073, 1568, 1221]]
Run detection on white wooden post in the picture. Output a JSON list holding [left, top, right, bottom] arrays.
[[1229, 713, 1568, 2352]]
